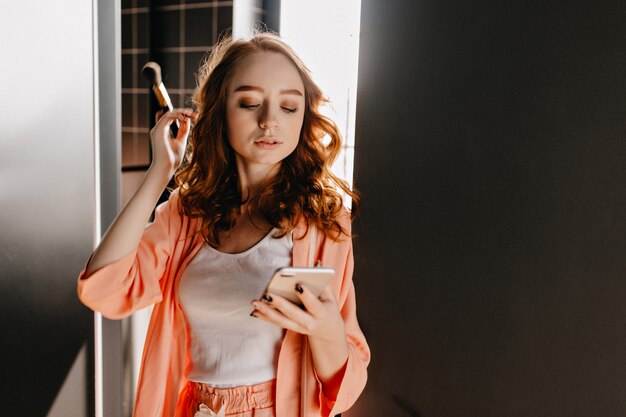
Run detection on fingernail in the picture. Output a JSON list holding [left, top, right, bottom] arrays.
[[262, 294, 273, 303], [250, 311, 257, 317], [295, 284, 303, 294]]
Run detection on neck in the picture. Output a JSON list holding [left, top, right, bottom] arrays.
[[236, 159, 281, 200]]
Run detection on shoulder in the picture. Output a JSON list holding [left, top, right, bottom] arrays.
[[153, 188, 200, 232], [167, 188, 181, 209], [330, 205, 353, 242], [153, 188, 178, 213], [337, 206, 353, 231], [320, 206, 353, 246], [155, 188, 186, 218]]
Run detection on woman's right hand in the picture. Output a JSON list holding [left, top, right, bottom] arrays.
[[149, 108, 197, 179]]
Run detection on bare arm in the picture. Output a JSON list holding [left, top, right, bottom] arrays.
[[85, 109, 196, 276]]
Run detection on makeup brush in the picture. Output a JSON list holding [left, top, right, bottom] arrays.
[[142, 61, 178, 137]]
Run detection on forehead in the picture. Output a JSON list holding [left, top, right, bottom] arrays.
[[228, 51, 305, 92]]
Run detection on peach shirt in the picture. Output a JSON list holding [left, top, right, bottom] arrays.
[[77, 190, 370, 417]]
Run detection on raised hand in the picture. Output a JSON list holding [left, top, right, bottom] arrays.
[[84, 108, 196, 276], [150, 108, 197, 178]]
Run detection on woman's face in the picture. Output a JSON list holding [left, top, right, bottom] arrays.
[[225, 51, 306, 173]]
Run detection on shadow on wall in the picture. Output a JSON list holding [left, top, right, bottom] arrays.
[[0, 250, 93, 415], [0, 120, 95, 416]]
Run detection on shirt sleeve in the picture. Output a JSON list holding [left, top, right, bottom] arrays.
[[315, 212, 371, 416], [76, 191, 181, 319]]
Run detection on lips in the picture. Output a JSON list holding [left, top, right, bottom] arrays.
[[254, 137, 282, 145]]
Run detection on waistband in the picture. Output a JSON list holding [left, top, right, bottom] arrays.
[[186, 379, 276, 415]]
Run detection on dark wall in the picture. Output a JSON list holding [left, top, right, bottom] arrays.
[[351, 1, 626, 416]]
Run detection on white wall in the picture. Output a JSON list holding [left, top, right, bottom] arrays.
[[280, 0, 362, 190], [0, 1, 97, 415]]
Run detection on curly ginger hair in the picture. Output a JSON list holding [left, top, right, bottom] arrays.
[[174, 32, 359, 245]]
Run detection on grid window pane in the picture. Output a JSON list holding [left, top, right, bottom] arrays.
[[152, 52, 180, 89], [153, 10, 180, 48], [185, 7, 213, 47], [217, 6, 233, 38], [185, 51, 207, 89]]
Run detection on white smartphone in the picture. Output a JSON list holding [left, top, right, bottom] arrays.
[[263, 267, 335, 304]]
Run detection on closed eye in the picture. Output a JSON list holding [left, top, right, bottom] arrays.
[[282, 107, 298, 113], [240, 103, 260, 110]]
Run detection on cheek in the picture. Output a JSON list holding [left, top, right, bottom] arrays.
[[225, 110, 249, 141], [224, 107, 235, 134], [288, 114, 305, 138]]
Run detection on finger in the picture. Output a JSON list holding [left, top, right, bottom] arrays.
[[173, 108, 197, 119], [156, 108, 196, 126], [174, 114, 192, 141], [293, 284, 325, 316], [259, 292, 318, 332], [173, 108, 197, 120], [155, 110, 164, 123], [154, 111, 178, 130], [153, 111, 194, 142], [251, 299, 307, 333], [319, 284, 337, 303], [264, 292, 310, 320]]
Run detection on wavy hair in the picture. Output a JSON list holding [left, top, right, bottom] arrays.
[[174, 32, 359, 245]]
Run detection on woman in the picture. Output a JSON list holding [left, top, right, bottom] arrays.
[[78, 32, 369, 417]]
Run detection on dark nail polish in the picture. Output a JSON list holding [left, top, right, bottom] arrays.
[[250, 311, 257, 317], [295, 283, 303, 294], [262, 294, 273, 303]]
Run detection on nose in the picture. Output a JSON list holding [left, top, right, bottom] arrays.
[[259, 106, 278, 130]]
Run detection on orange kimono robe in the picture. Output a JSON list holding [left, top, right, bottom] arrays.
[[77, 190, 370, 417]]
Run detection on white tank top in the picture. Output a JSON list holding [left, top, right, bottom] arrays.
[[178, 229, 292, 387]]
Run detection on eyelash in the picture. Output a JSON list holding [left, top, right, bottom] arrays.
[[239, 103, 298, 113]]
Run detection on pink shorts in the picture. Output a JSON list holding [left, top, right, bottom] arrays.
[[176, 379, 276, 417]]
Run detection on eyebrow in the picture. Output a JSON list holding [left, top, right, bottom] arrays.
[[233, 85, 303, 96]]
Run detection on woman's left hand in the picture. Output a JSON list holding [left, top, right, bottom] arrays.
[[251, 284, 345, 344], [251, 283, 350, 391]]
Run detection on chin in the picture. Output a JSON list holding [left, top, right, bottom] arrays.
[[258, 157, 287, 166], [255, 152, 294, 166]]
